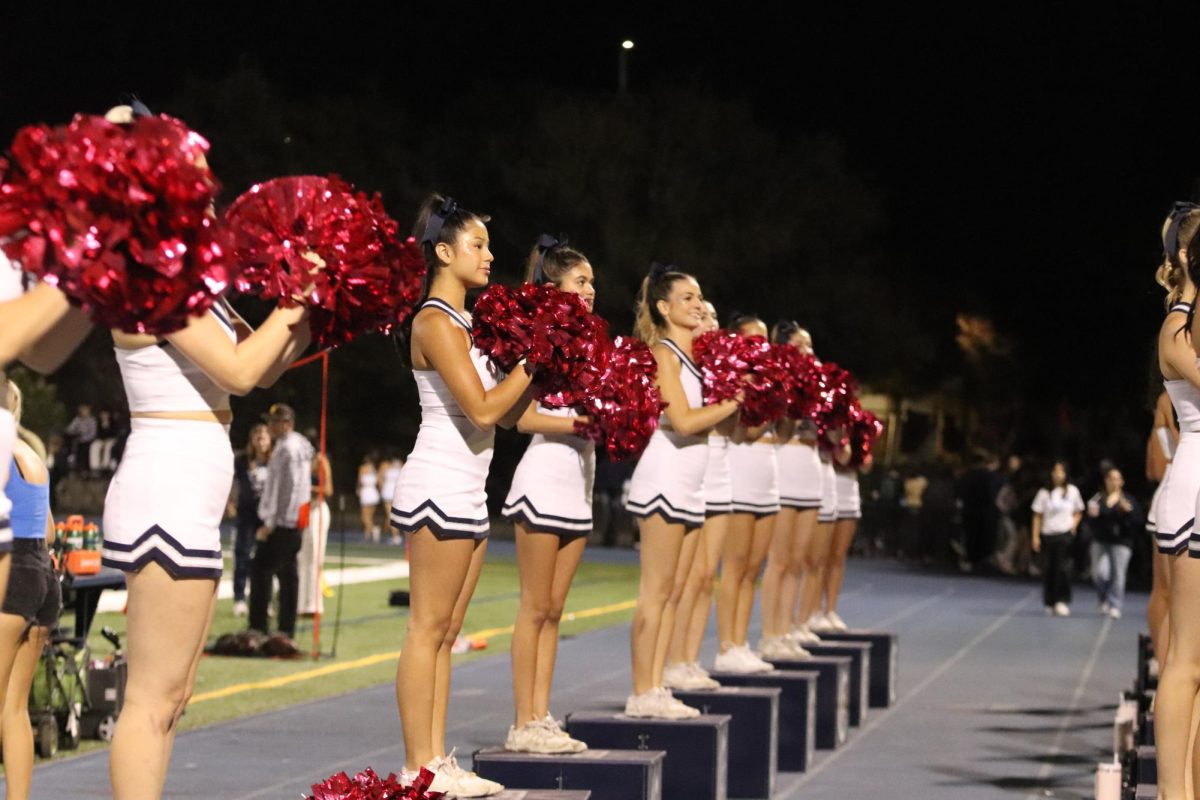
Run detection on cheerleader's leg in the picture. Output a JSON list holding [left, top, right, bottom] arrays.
[[760, 507, 798, 639], [826, 518, 858, 616], [513, 524, 562, 726], [431, 537, 487, 759], [716, 514, 755, 651], [733, 514, 776, 646], [630, 516, 686, 695], [396, 530, 480, 771], [532, 535, 587, 718], [652, 529, 701, 688], [109, 563, 218, 799], [783, 510, 818, 630], [681, 513, 730, 665]]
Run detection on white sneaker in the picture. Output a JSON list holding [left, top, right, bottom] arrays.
[[441, 750, 504, 797], [714, 646, 754, 674], [1053, 602, 1071, 617], [738, 644, 775, 673], [538, 713, 586, 753], [232, 600, 248, 618], [415, 757, 460, 795], [825, 611, 849, 632], [663, 661, 703, 690], [625, 689, 662, 717], [1108, 607, 1122, 620], [758, 636, 797, 660], [782, 637, 812, 659], [687, 662, 721, 690], [808, 612, 833, 632], [654, 687, 700, 719], [504, 721, 543, 753]]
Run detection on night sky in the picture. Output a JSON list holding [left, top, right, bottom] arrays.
[[2, 5, 1196, 414]]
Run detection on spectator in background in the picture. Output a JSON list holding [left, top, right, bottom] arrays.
[[1032, 461, 1085, 616], [249, 403, 313, 642], [1086, 467, 1143, 619], [958, 450, 1003, 573], [378, 453, 403, 545], [357, 453, 381, 543], [298, 429, 333, 616], [88, 408, 118, 473], [228, 424, 272, 618], [63, 403, 96, 473]]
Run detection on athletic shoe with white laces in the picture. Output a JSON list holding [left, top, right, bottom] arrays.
[[1053, 602, 1071, 617], [663, 661, 705, 690], [1108, 607, 1122, 620], [507, 720, 576, 754], [797, 625, 822, 644], [739, 644, 775, 673], [626, 688, 662, 717], [825, 611, 849, 632], [714, 645, 756, 674], [687, 662, 721, 689], [808, 612, 834, 632], [442, 750, 504, 796], [410, 757, 459, 795], [758, 636, 798, 660], [782, 637, 812, 659], [538, 713, 587, 753], [654, 687, 701, 719]]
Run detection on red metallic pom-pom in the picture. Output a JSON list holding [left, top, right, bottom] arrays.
[[815, 361, 858, 447], [0, 113, 234, 334], [472, 282, 608, 405], [693, 330, 792, 427], [574, 335, 665, 460], [692, 329, 751, 404], [847, 403, 883, 468], [307, 766, 444, 800], [782, 349, 825, 423], [225, 175, 425, 348]]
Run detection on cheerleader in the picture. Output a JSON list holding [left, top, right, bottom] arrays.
[[663, 300, 727, 691], [1146, 388, 1177, 666], [820, 453, 865, 631], [390, 196, 533, 796], [0, 252, 91, 599], [501, 236, 595, 753], [380, 454, 403, 544], [0, 380, 59, 800], [298, 441, 333, 616], [798, 417, 843, 634], [103, 280, 310, 793], [760, 322, 824, 652], [624, 265, 740, 717], [714, 313, 788, 672], [1152, 202, 1200, 799], [358, 454, 381, 542]]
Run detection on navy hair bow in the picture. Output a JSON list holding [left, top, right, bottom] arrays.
[[421, 196, 459, 246], [1165, 200, 1200, 266], [532, 233, 567, 284]]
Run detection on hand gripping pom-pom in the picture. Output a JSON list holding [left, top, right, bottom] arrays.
[[224, 175, 425, 348], [472, 282, 608, 406], [574, 336, 666, 460], [0, 113, 234, 334], [307, 766, 444, 800]]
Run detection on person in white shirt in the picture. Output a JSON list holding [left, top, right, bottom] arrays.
[[1031, 461, 1084, 616], [250, 403, 314, 639]]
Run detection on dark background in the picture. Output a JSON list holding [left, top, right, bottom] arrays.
[[2, 4, 1191, 493]]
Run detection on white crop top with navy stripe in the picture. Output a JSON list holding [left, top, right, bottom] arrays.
[[1165, 301, 1200, 432], [115, 302, 238, 413]]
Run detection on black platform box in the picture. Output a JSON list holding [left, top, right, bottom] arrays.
[[777, 642, 870, 727], [473, 747, 663, 800], [1136, 745, 1157, 786], [1135, 784, 1157, 800], [1140, 712, 1155, 747], [817, 630, 898, 707], [710, 670, 816, 772], [566, 712, 729, 800], [672, 688, 778, 799], [493, 793, 592, 800], [765, 655, 849, 749]]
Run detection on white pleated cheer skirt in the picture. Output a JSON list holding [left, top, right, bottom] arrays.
[[102, 418, 232, 579], [777, 441, 824, 510], [390, 426, 494, 541], [1157, 432, 1200, 556], [626, 428, 708, 528], [1148, 463, 1170, 534], [835, 469, 862, 520], [0, 409, 14, 553], [704, 435, 734, 516], [503, 436, 596, 538], [729, 440, 781, 516], [818, 459, 839, 523]]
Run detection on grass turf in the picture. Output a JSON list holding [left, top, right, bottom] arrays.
[[52, 546, 640, 761]]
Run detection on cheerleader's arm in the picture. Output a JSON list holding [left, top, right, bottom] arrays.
[[0, 284, 91, 372], [515, 404, 585, 436], [166, 303, 309, 395], [655, 346, 739, 437]]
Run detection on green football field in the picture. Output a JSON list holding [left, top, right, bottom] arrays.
[[56, 544, 641, 760]]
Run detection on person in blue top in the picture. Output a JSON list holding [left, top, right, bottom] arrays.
[[0, 379, 58, 800]]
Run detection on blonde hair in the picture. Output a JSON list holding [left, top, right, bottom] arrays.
[[5, 380, 20, 425], [633, 265, 692, 347], [1158, 209, 1200, 308]]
